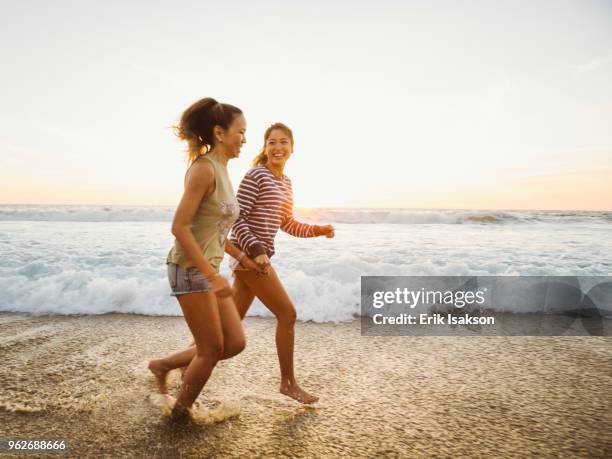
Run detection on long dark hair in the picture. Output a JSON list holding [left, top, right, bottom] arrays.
[[174, 97, 243, 164], [252, 122, 294, 167]]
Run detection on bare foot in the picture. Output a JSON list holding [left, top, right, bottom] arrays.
[[280, 381, 319, 404], [170, 402, 192, 422], [148, 360, 169, 394]]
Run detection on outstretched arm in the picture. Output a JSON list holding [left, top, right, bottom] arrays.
[[280, 180, 335, 238]]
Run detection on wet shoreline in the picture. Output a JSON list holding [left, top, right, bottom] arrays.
[[1, 312, 610, 457]]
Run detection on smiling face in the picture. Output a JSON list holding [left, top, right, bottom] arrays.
[[264, 128, 293, 169], [215, 114, 247, 159]]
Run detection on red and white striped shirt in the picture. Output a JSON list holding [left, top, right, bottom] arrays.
[[230, 166, 319, 258]]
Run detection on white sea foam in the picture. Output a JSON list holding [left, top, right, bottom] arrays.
[[148, 394, 242, 422], [0, 207, 611, 321]]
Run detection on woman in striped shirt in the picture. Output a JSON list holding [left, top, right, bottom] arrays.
[[230, 123, 335, 404]]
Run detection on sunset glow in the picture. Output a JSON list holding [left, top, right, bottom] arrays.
[[1, 1, 611, 210]]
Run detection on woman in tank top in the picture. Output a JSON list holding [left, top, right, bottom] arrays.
[[147, 97, 261, 420]]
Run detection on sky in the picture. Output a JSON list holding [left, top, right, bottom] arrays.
[[1, 0, 611, 210]]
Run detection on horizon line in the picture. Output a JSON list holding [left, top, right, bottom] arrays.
[[0, 203, 610, 213]]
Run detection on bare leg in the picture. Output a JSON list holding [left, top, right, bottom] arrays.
[[149, 348, 194, 394], [233, 274, 256, 319], [175, 276, 255, 378], [171, 291, 223, 419], [149, 294, 246, 394], [149, 291, 246, 420], [217, 294, 247, 358], [235, 267, 318, 404]]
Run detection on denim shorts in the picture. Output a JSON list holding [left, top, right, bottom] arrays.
[[167, 262, 211, 296]]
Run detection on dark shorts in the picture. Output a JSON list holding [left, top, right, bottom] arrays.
[[167, 262, 211, 296]]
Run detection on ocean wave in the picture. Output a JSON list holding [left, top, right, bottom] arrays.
[[0, 230, 610, 321], [1, 213, 610, 321], [0, 205, 175, 222], [1, 205, 610, 225]]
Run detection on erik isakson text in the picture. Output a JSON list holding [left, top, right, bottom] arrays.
[[372, 313, 494, 326]]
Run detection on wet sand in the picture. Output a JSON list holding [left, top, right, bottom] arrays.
[[0, 312, 610, 458]]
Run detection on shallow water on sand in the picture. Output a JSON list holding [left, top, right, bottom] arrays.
[[1, 313, 611, 457]]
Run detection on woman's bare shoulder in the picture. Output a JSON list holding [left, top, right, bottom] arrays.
[[185, 157, 215, 190]]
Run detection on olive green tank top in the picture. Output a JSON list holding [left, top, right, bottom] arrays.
[[166, 154, 239, 271]]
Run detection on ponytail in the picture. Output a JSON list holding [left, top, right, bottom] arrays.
[[251, 149, 268, 167], [174, 97, 243, 164]]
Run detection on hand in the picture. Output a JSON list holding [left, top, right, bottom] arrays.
[[208, 274, 234, 298], [319, 224, 335, 238], [241, 256, 268, 275], [253, 254, 271, 275]]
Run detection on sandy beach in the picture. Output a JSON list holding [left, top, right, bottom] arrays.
[[0, 312, 610, 458]]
